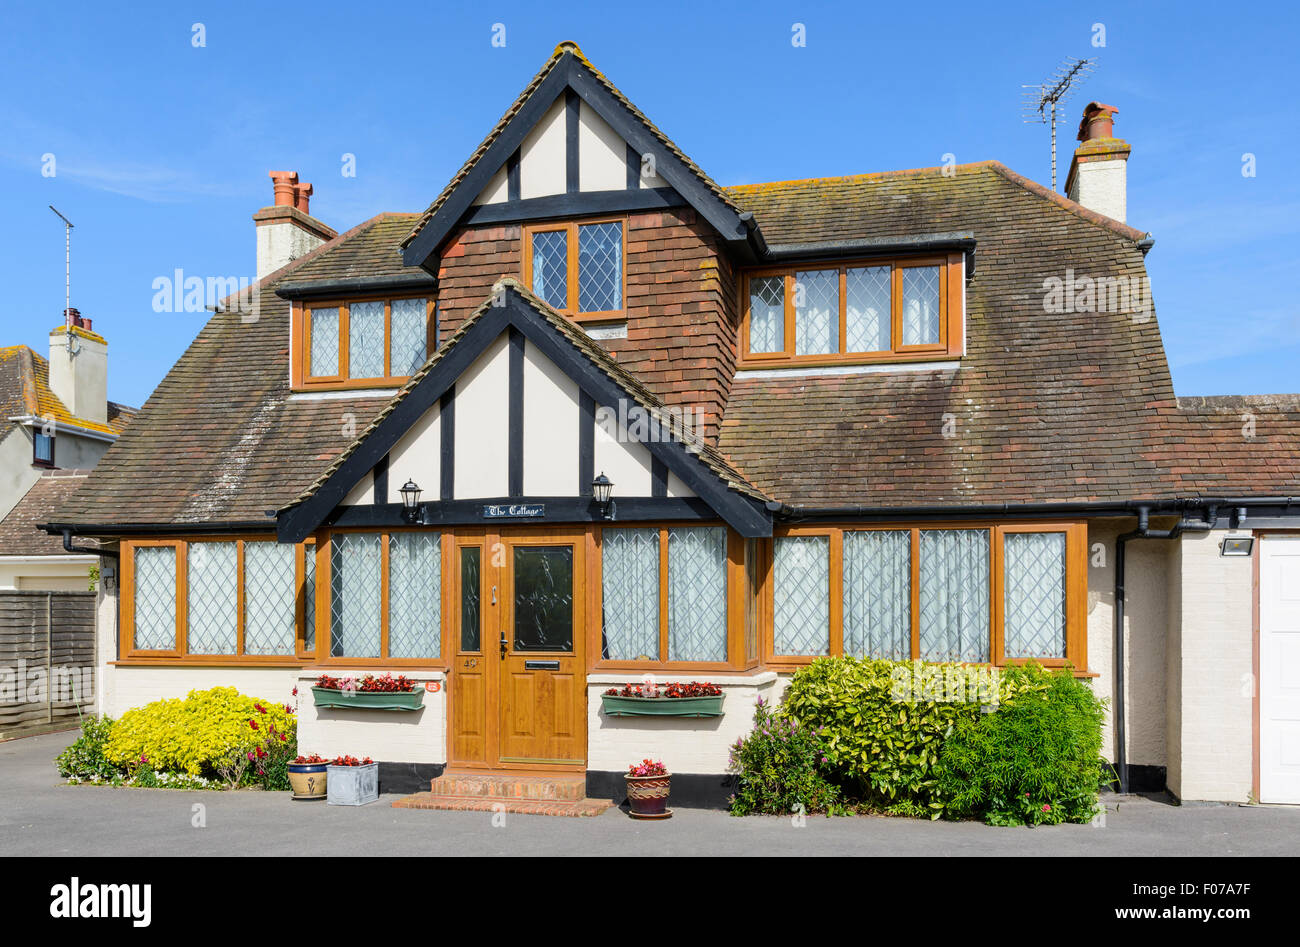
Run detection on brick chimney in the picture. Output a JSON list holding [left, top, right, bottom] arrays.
[[1065, 102, 1131, 224], [48, 308, 109, 426], [252, 171, 336, 281]]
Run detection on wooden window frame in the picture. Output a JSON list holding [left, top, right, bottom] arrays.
[[589, 522, 748, 672], [293, 295, 436, 391], [32, 430, 55, 468], [119, 536, 312, 666], [521, 216, 628, 323], [738, 253, 964, 368], [314, 527, 450, 669], [760, 522, 1088, 674]]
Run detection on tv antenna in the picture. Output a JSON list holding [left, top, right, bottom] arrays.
[[48, 205, 75, 325], [1022, 57, 1096, 191]]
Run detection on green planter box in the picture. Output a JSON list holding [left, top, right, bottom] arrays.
[[601, 694, 724, 718], [311, 687, 425, 711]]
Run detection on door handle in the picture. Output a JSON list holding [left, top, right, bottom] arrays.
[[499, 631, 508, 660]]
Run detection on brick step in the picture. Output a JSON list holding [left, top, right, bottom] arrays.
[[393, 791, 614, 818], [426, 771, 588, 802]]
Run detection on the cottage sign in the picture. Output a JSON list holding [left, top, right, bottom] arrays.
[[481, 503, 545, 519]]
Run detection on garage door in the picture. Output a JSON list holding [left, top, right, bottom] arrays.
[[1260, 535, 1300, 804]]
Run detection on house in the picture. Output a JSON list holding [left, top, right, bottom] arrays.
[[45, 43, 1300, 808], [0, 319, 134, 590]]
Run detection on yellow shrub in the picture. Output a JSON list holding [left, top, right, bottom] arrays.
[[104, 686, 296, 776]]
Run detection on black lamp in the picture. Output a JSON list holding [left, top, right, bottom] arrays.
[[400, 479, 423, 523], [592, 472, 615, 520]]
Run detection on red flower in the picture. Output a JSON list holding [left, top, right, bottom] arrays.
[[254, 703, 267, 714], [248, 719, 259, 730], [1042, 804, 1052, 812], [292, 686, 298, 697]]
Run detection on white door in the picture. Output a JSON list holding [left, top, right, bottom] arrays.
[[1260, 535, 1300, 803]]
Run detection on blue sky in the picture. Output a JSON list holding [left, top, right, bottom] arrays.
[[1, 1, 1295, 409]]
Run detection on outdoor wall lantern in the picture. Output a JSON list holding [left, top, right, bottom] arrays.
[[592, 472, 616, 520], [400, 480, 424, 524], [1220, 536, 1254, 557]]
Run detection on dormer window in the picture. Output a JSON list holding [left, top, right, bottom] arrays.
[[33, 430, 54, 467], [522, 217, 625, 321], [740, 254, 964, 367], [297, 296, 434, 389]]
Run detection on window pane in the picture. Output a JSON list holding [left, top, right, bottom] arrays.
[[244, 541, 295, 655], [843, 530, 911, 659], [794, 269, 839, 355], [133, 546, 176, 651], [35, 433, 53, 463], [748, 276, 784, 354], [744, 538, 759, 664], [601, 527, 660, 660], [531, 230, 568, 309], [919, 530, 989, 662], [330, 533, 382, 658], [348, 300, 385, 378], [1004, 532, 1067, 659], [902, 266, 941, 346], [460, 547, 481, 652], [186, 541, 237, 655], [309, 307, 339, 377], [388, 532, 441, 659], [303, 544, 316, 652], [774, 535, 830, 656], [667, 526, 727, 661], [390, 297, 428, 376], [513, 546, 574, 651], [846, 266, 891, 352], [578, 222, 622, 312]]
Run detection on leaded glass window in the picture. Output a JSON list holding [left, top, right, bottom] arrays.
[[531, 229, 568, 309], [186, 542, 236, 655], [773, 535, 830, 655], [794, 269, 839, 355], [390, 297, 428, 377], [243, 541, 296, 655], [309, 307, 339, 377], [666, 526, 727, 662], [348, 300, 385, 378], [846, 266, 891, 352], [601, 528, 660, 660], [902, 265, 941, 346], [843, 529, 911, 659], [578, 222, 622, 313], [388, 532, 441, 659], [513, 546, 574, 651], [1004, 532, 1067, 659], [330, 533, 382, 658], [460, 547, 481, 652], [303, 543, 316, 652], [748, 275, 784, 354], [133, 546, 176, 651], [919, 530, 990, 662]]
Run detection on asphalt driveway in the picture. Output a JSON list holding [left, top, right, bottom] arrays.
[[3, 730, 1297, 856]]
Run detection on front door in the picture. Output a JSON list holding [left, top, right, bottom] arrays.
[[449, 528, 587, 769], [1260, 534, 1300, 803]]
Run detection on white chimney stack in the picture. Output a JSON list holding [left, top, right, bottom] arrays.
[[253, 171, 336, 281], [1066, 102, 1130, 224], [47, 308, 108, 426]]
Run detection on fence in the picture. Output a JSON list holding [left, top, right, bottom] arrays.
[[0, 590, 97, 740]]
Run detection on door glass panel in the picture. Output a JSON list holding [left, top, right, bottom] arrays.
[[460, 546, 481, 652], [512, 546, 574, 652]]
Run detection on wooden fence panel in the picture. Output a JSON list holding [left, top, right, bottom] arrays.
[[0, 590, 97, 740]]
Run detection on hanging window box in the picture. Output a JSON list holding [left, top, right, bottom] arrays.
[[312, 673, 426, 711], [600, 682, 724, 718]]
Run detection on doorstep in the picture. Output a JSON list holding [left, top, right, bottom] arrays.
[[392, 770, 615, 818]]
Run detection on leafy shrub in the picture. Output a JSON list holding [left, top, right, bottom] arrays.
[[728, 696, 847, 816], [936, 663, 1108, 825], [104, 687, 296, 777], [55, 715, 123, 780], [250, 729, 298, 791]]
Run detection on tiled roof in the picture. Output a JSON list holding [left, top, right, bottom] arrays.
[[1167, 396, 1300, 497], [0, 470, 98, 556], [0, 345, 135, 437]]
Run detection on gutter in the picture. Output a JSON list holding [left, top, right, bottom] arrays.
[[61, 528, 117, 560], [8, 415, 119, 444], [760, 232, 977, 276], [274, 272, 438, 301]]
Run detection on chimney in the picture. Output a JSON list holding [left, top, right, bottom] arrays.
[[252, 171, 337, 281], [48, 308, 109, 426], [1065, 102, 1131, 223]]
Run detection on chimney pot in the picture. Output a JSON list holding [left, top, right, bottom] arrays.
[[1066, 102, 1131, 224], [64, 306, 81, 328], [253, 171, 336, 281], [293, 182, 313, 215], [1077, 102, 1120, 142], [269, 170, 299, 207]]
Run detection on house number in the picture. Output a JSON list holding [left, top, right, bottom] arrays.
[[462, 658, 477, 669]]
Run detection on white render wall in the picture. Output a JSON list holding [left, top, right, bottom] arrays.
[[296, 670, 447, 764], [1068, 157, 1127, 224]]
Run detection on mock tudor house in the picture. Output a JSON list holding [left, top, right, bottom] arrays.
[[45, 43, 1300, 808]]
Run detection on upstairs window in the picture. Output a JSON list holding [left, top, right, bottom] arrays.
[[299, 296, 434, 389], [33, 431, 54, 467], [741, 254, 964, 366], [522, 218, 625, 321]]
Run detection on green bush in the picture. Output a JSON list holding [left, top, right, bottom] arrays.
[[727, 696, 847, 816], [936, 664, 1109, 825], [55, 715, 124, 781]]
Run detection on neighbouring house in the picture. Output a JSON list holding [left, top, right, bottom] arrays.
[[44, 43, 1300, 807], [0, 317, 134, 590]]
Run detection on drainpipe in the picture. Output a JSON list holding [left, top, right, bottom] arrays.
[[1113, 504, 1214, 793]]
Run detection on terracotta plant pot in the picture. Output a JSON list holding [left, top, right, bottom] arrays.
[[287, 761, 328, 801], [625, 773, 672, 819]]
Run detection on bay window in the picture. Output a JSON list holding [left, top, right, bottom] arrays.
[[328, 531, 443, 662]]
